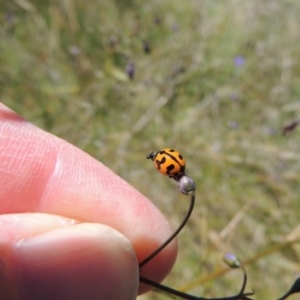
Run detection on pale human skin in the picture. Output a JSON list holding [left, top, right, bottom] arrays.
[[0, 103, 177, 300]]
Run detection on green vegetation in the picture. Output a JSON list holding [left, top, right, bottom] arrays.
[[2, 0, 300, 299]]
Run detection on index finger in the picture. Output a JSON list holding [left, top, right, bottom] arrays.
[[0, 102, 177, 293]]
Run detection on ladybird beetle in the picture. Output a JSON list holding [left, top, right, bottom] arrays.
[[147, 148, 186, 178]]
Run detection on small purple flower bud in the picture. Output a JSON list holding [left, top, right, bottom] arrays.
[[109, 36, 118, 48], [177, 174, 196, 195], [234, 55, 245, 67], [143, 41, 151, 54], [222, 253, 241, 269], [68, 45, 81, 56], [126, 62, 135, 80], [5, 13, 15, 24], [154, 17, 161, 25]]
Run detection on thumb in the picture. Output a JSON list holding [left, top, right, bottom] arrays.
[[0, 213, 139, 300]]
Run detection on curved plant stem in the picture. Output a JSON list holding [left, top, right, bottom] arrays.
[[139, 193, 195, 268], [238, 273, 248, 296], [139, 274, 254, 300]]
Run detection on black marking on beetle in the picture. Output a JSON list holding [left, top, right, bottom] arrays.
[[158, 150, 185, 174], [155, 156, 166, 170], [166, 164, 176, 174]]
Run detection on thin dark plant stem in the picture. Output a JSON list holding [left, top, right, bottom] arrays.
[[139, 193, 195, 268], [277, 292, 290, 300], [139, 276, 200, 300], [139, 275, 254, 300], [238, 273, 247, 295], [276, 277, 300, 300]]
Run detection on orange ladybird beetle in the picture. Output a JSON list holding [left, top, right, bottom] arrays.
[[147, 148, 186, 179]]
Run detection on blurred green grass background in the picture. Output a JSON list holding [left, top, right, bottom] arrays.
[[2, 0, 300, 299]]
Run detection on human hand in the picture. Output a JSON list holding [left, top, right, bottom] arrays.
[[0, 103, 177, 300]]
